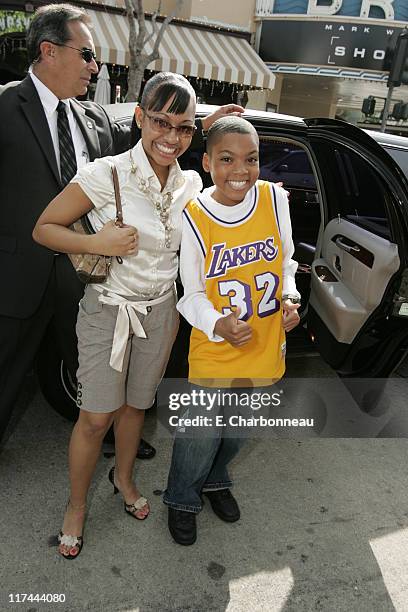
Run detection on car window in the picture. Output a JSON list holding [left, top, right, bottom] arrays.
[[385, 147, 408, 179], [259, 141, 316, 189], [310, 139, 391, 240], [286, 153, 311, 173]]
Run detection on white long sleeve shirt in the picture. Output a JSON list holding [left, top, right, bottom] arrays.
[[177, 182, 300, 341]]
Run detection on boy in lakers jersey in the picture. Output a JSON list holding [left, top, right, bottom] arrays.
[[164, 116, 300, 545]]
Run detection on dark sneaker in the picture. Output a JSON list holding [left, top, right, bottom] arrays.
[[203, 489, 240, 522], [168, 508, 197, 545], [136, 438, 156, 460]]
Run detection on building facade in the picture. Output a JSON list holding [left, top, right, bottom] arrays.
[[255, 0, 408, 129], [0, 0, 273, 106], [2, 0, 408, 129]]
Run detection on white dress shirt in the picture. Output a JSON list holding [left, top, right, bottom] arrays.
[[177, 182, 300, 341], [29, 71, 89, 174]]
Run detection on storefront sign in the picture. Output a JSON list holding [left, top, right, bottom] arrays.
[[259, 19, 404, 70], [0, 11, 32, 35], [260, 0, 408, 21]]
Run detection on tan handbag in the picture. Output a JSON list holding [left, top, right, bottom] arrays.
[[68, 162, 123, 284]]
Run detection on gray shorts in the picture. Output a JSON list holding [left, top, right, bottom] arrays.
[[75, 286, 179, 413]]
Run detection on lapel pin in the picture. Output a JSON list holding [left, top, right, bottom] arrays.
[[86, 120, 93, 129]]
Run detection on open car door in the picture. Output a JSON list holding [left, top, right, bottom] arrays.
[[304, 118, 408, 377]]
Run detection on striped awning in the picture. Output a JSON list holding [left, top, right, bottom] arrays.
[[87, 9, 275, 89]]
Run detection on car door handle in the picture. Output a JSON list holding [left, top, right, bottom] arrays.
[[335, 237, 360, 254]]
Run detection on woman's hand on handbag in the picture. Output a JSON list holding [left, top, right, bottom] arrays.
[[91, 220, 139, 256]]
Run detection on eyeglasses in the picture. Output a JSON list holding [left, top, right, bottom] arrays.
[[142, 110, 197, 138], [47, 42, 97, 63]]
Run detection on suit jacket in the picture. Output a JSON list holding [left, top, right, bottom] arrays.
[[0, 76, 130, 318]]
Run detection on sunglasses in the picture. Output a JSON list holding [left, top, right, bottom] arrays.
[[46, 41, 97, 63], [142, 110, 196, 138]]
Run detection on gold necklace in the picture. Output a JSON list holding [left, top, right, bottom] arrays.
[[129, 149, 173, 249]]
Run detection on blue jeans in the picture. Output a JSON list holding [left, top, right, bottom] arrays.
[[163, 387, 246, 513]]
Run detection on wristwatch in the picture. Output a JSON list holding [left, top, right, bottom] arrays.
[[282, 294, 301, 304]]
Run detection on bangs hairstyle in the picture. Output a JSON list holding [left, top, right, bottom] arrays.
[[206, 116, 258, 154], [140, 72, 196, 114]]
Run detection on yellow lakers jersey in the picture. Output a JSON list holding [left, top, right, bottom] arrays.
[[185, 180, 286, 387]]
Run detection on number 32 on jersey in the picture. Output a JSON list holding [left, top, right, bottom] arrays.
[[218, 271, 280, 321]]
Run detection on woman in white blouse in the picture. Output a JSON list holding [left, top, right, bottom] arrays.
[[34, 72, 215, 559]]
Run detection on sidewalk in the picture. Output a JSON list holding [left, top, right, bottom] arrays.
[[1, 361, 408, 611]]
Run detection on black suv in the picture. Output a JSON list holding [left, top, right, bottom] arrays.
[[36, 104, 408, 421]]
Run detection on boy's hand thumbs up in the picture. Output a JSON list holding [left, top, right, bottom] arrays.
[[214, 307, 252, 347], [231, 306, 241, 322]]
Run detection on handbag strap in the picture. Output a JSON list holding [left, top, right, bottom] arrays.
[[110, 163, 123, 227]]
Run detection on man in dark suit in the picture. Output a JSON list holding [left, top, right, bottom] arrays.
[[0, 4, 156, 457]]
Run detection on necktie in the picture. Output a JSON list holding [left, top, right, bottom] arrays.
[[57, 101, 77, 186]]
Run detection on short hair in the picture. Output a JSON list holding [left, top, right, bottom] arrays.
[[206, 116, 258, 154], [27, 3, 91, 64], [140, 72, 196, 114]]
